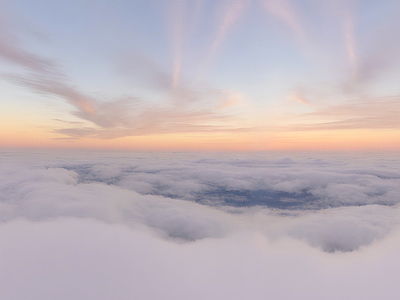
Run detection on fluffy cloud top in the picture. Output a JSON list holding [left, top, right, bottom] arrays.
[[0, 150, 400, 299]]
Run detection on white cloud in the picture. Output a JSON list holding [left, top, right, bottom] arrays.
[[1, 150, 400, 299], [1, 218, 400, 300]]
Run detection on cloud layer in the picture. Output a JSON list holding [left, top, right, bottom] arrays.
[[2, 217, 400, 300], [1, 150, 400, 299]]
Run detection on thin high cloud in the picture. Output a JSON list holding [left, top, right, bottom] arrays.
[[261, 0, 400, 90], [167, 0, 207, 88], [168, 0, 186, 89], [0, 11, 98, 120], [5, 74, 100, 118], [286, 88, 311, 105], [286, 95, 400, 131], [0, 12, 56, 74], [260, 0, 357, 70], [348, 15, 400, 90], [116, 51, 173, 91], [6, 70, 251, 139], [260, 0, 400, 131], [166, 0, 247, 85], [196, 0, 247, 81], [1, 1, 399, 144], [0, 8, 250, 140], [342, 9, 357, 79], [262, 0, 306, 45], [331, 0, 400, 91]]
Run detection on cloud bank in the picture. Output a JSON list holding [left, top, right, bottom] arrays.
[[0, 151, 400, 299]]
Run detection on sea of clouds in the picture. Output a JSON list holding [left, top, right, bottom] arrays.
[[1, 150, 400, 300]]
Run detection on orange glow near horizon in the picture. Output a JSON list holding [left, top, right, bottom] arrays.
[[1, 126, 399, 152], [1, 1, 400, 153]]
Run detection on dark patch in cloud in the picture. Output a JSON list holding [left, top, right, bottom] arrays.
[[56, 152, 400, 211], [1, 151, 399, 254]]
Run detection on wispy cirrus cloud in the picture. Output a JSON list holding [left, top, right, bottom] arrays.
[[115, 51, 173, 91], [0, 11, 56, 74], [285, 95, 400, 131], [168, 0, 186, 89], [196, 0, 247, 81], [286, 88, 311, 105], [0, 7, 251, 140], [5, 70, 251, 139], [347, 16, 400, 91], [262, 0, 306, 45]]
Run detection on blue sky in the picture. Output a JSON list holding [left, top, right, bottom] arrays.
[[0, 0, 399, 150]]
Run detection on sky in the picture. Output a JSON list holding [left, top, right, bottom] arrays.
[[1, 150, 400, 299], [0, 0, 400, 151]]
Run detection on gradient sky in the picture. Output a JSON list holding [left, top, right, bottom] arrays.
[[0, 0, 399, 151]]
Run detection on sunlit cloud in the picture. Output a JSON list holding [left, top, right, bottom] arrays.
[[7, 69, 252, 139], [168, 0, 186, 89], [284, 94, 400, 131], [0, 0, 399, 150], [342, 10, 357, 79], [286, 88, 311, 105], [0, 13, 55, 74], [211, 0, 246, 53], [216, 90, 245, 109], [0, 5, 254, 141], [5, 74, 99, 120]]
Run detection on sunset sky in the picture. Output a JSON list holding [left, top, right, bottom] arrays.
[[1, 0, 399, 151]]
